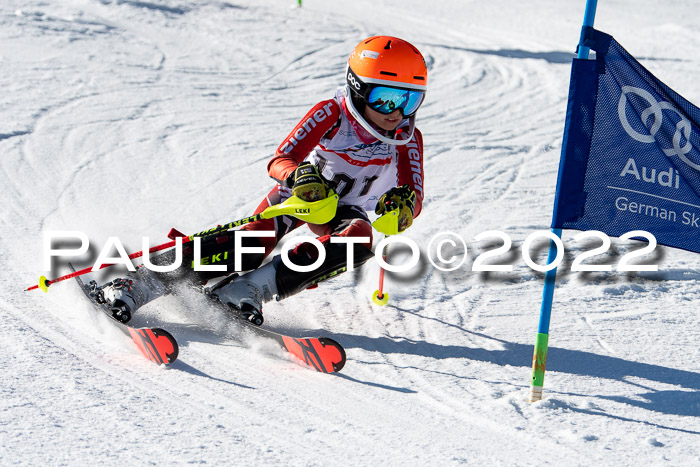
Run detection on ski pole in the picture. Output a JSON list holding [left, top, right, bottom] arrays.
[[370, 200, 400, 306], [27, 238, 179, 293], [372, 241, 390, 306], [26, 191, 339, 292], [188, 190, 339, 239]]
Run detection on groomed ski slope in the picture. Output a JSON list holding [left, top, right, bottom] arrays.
[[1, 0, 698, 464]]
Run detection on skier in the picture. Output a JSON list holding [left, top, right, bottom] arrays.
[[99, 36, 428, 325]]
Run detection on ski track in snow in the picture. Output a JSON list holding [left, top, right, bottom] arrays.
[[1, 0, 699, 465]]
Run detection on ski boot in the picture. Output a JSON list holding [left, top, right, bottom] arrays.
[[88, 278, 136, 323], [90, 267, 167, 323], [208, 264, 279, 327]]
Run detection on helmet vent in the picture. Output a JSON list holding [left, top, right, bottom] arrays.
[[384, 40, 392, 50], [380, 71, 398, 76], [413, 76, 425, 80]]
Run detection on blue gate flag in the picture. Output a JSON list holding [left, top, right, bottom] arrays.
[[552, 27, 700, 253]]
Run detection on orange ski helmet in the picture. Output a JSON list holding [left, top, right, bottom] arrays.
[[345, 36, 427, 144], [347, 36, 428, 93]]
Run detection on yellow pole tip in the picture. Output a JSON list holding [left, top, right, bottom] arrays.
[[38, 276, 50, 293], [372, 290, 389, 306]]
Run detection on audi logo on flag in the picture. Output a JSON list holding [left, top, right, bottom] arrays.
[[618, 86, 700, 172]]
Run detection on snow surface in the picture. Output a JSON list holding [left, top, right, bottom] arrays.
[[2, 0, 699, 465]]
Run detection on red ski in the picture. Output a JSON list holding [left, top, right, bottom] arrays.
[[206, 275, 347, 373], [241, 323, 346, 373], [280, 335, 346, 373]]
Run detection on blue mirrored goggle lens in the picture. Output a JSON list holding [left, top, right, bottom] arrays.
[[366, 86, 424, 116]]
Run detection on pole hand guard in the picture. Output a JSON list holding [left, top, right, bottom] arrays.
[[374, 184, 416, 234]]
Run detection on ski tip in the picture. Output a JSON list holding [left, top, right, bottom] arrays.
[[280, 335, 347, 373], [38, 276, 50, 293], [127, 327, 179, 365], [319, 337, 346, 372]]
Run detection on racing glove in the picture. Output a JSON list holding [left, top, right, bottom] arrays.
[[375, 184, 416, 233], [289, 161, 330, 202]]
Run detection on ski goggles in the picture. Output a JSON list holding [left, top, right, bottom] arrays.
[[365, 85, 425, 117]]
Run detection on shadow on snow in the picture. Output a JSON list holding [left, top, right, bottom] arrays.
[[331, 329, 700, 421]]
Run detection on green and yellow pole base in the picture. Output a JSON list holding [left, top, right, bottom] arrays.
[[529, 332, 549, 402]]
